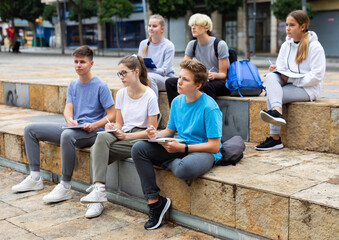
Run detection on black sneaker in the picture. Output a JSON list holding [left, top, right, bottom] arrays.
[[255, 137, 283, 151], [144, 196, 171, 230], [260, 110, 286, 126]]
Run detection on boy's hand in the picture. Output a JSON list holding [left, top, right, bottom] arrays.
[[113, 129, 126, 140], [146, 125, 157, 139], [82, 122, 95, 132], [158, 140, 184, 153], [67, 116, 78, 127], [105, 123, 116, 131]]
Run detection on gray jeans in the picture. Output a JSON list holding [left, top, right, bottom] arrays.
[[148, 72, 169, 99], [24, 122, 98, 181], [91, 128, 144, 183], [266, 72, 310, 134], [131, 141, 215, 199]]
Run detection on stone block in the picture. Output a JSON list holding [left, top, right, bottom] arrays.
[[39, 142, 62, 175], [72, 148, 90, 183], [216, 98, 249, 141], [105, 161, 119, 192], [43, 85, 59, 113], [119, 158, 143, 198], [191, 179, 236, 227], [330, 107, 339, 154], [236, 187, 289, 240], [29, 84, 44, 111], [3, 82, 30, 108], [58, 86, 67, 114], [158, 92, 169, 129], [286, 104, 331, 152], [4, 133, 23, 162], [289, 199, 339, 240], [0, 133, 4, 158], [155, 168, 190, 213], [0, 81, 4, 104]]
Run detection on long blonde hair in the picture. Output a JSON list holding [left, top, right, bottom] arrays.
[[288, 10, 310, 64], [142, 14, 165, 57]]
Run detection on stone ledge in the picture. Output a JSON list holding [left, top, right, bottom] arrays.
[[0, 104, 338, 240]]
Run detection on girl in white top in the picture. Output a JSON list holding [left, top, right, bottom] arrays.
[[256, 10, 326, 151], [80, 55, 159, 218], [138, 14, 175, 98]]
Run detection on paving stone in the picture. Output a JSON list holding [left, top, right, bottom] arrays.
[[155, 168, 191, 213], [236, 187, 289, 240], [0, 220, 31, 240], [292, 182, 339, 209], [289, 198, 339, 240], [0, 202, 26, 220], [191, 179, 236, 227]]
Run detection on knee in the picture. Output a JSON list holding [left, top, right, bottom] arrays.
[[60, 130, 75, 143], [265, 72, 280, 85], [165, 78, 177, 89], [24, 123, 38, 138], [173, 162, 192, 181], [131, 141, 148, 160]]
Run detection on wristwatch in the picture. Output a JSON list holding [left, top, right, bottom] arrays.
[[185, 143, 188, 154]]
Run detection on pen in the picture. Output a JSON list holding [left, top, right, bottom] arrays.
[[267, 58, 273, 65], [209, 66, 215, 71], [105, 116, 111, 124]]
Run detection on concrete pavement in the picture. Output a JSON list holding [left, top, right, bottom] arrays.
[[0, 166, 221, 240]]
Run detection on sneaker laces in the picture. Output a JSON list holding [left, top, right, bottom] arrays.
[[148, 207, 155, 222], [85, 185, 94, 193]]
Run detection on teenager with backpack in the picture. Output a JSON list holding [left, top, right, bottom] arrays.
[[138, 14, 175, 98], [165, 13, 231, 106], [256, 10, 326, 151]]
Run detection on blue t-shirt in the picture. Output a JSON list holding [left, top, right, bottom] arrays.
[[167, 93, 222, 162], [66, 76, 114, 130]]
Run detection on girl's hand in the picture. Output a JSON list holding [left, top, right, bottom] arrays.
[[269, 64, 277, 72], [105, 123, 116, 131], [146, 125, 157, 139], [113, 129, 126, 140], [158, 140, 183, 153]]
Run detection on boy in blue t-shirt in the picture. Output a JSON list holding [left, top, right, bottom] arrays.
[[131, 59, 222, 230], [12, 46, 115, 204]]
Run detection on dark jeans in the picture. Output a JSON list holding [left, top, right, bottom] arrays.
[[131, 141, 214, 199], [165, 77, 231, 106]]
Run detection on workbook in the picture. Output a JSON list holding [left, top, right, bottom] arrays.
[[143, 58, 157, 69]]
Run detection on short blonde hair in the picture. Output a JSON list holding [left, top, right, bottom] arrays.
[[188, 13, 213, 32]]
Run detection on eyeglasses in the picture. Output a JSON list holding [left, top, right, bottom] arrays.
[[117, 69, 135, 78]]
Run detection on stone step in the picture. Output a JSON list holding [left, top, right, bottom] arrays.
[[1, 80, 338, 154], [0, 104, 338, 240]]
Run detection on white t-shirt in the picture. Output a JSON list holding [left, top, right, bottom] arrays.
[[115, 86, 159, 132]]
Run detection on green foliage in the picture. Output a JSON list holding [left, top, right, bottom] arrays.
[[0, 0, 44, 24], [99, 0, 135, 23], [204, 0, 242, 14], [148, 0, 194, 19], [42, 5, 57, 25], [271, 0, 314, 20], [70, 0, 98, 21]]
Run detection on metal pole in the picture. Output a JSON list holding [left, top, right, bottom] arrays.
[[253, 0, 256, 56], [56, 0, 65, 54], [141, 0, 148, 38], [302, 0, 307, 13]]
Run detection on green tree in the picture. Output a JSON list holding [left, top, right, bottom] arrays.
[[0, 0, 20, 28], [204, 0, 242, 14], [42, 4, 57, 25], [271, 0, 313, 20], [98, 0, 134, 55], [148, 0, 194, 39]]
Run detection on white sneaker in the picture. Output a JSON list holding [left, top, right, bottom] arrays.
[[85, 203, 104, 218], [42, 184, 72, 203], [80, 184, 107, 204], [12, 175, 44, 193]]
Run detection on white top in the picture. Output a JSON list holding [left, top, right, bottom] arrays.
[[276, 31, 326, 101], [115, 87, 160, 132]]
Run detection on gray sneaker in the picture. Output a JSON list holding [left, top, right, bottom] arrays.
[[12, 175, 43, 193]]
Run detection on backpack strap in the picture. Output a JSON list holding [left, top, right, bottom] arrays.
[[192, 40, 198, 58], [213, 37, 221, 59]]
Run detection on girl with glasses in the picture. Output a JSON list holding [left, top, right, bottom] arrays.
[[256, 10, 326, 151], [80, 55, 159, 218], [138, 14, 175, 98]]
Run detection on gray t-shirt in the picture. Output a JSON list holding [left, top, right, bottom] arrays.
[[185, 37, 229, 72]]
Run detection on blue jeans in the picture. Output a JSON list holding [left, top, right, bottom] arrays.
[[131, 141, 215, 199]]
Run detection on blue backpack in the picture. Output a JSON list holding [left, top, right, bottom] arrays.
[[226, 59, 265, 98]]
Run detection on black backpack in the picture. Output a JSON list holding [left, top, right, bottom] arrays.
[[192, 38, 237, 64]]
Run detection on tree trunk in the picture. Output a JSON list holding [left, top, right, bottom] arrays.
[[243, 0, 250, 60], [78, 0, 84, 46], [115, 16, 120, 57], [96, 0, 106, 48]]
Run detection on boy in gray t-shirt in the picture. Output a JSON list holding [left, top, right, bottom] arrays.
[[12, 46, 115, 204], [165, 13, 230, 105]]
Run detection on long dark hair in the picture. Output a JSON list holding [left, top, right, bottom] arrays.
[[118, 55, 150, 86]]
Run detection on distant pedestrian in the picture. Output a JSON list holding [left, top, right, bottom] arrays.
[[255, 10, 326, 151], [138, 14, 175, 98], [12, 46, 115, 204], [6, 25, 15, 52]]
